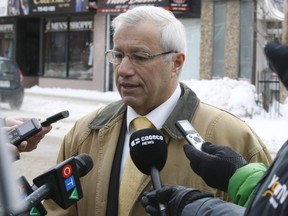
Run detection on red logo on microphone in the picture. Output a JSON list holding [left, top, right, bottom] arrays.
[[62, 164, 72, 178]]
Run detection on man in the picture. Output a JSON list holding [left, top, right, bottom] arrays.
[[140, 40, 288, 216], [43, 6, 271, 216]]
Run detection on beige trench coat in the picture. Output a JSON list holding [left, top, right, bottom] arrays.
[[44, 83, 272, 216]]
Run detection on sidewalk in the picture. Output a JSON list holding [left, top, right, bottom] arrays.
[[25, 86, 120, 105]]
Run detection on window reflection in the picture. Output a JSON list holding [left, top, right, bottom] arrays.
[[69, 31, 93, 79], [44, 32, 67, 78]]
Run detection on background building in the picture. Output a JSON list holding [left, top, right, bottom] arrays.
[[0, 0, 284, 94]]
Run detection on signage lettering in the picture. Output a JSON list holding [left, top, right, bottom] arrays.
[[69, 187, 80, 200], [46, 22, 67, 30], [97, 0, 194, 14], [70, 21, 93, 30], [30, 207, 41, 215], [33, 0, 71, 5], [107, 0, 160, 4], [62, 164, 72, 178], [46, 21, 93, 31], [0, 24, 14, 32], [64, 176, 76, 191]]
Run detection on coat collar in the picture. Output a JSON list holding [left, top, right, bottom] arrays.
[[88, 82, 200, 139]]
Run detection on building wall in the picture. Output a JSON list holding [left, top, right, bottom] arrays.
[[200, 0, 213, 79], [225, 1, 240, 79], [93, 13, 106, 91]]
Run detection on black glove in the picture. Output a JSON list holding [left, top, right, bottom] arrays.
[[183, 142, 247, 192], [141, 185, 213, 216]]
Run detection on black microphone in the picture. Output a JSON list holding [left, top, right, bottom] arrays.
[[41, 110, 69, 127], [11, 153, 93, 215], [129, 128, 168, 215]]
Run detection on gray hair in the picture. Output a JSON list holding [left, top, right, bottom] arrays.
[[111, 6, 187, 54]]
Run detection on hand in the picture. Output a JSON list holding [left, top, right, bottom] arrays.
[[4, 116, 29, 127], [183, 142, 247, 192], [141, 185, 213, 216], [7, 144, 20, 160], [18, 125, 52, 152], [3, 126, 20, 159], [4, 123, 52, 153]]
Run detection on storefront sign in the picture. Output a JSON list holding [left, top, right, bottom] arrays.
[[0, 0, 8, 17], [46, 22, 68, 31], [0, 0, 91, 17], [97, 0, 190, 13], [70, 21, 93, 31], [31, 0, 89, 14], [46, 21, 93, 32], [166, 0, 190, 12], [0, 24, 14, 33]]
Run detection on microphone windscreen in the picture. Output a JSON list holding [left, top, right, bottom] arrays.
[[129, 128, 167, 175], [75, 153, 94, 177]]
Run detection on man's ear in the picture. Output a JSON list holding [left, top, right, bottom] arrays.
[[172, 52, 185, 76]]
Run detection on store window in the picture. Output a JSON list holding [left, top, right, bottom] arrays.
[[180, 18, 201, 80], [44, 18, 68, 78], [44, 16, 93, 79], [212, 1, 226, 78], [69, 18, 93, 79], [0, 23, 15, 59]]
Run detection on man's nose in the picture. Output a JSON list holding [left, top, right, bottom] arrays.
[[116, 56, 135, 76]]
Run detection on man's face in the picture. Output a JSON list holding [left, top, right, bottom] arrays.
[[113, 21, 183, 115]]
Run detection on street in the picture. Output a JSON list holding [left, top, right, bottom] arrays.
[[1, 91, 109, 184]]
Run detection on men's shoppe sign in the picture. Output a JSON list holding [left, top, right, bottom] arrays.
[[97, 0, 191, 13]]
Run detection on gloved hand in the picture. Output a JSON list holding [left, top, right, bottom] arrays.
[[183, 142, 247, 192], [140, 185, 213, 216]]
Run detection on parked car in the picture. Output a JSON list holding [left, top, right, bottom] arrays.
[[0, 57, 24, 109]]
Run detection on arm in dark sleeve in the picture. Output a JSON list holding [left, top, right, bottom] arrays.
[[181, 197, 245, 216]]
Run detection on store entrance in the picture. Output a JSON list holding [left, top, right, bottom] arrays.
[[16, 18, 40, 79]]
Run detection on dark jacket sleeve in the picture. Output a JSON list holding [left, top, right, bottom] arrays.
[[181, 197, 245, 216]]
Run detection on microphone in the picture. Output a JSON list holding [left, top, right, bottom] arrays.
[[16, 176, 47, 216], [41, 110, 70, 127], [129, 128, 168, 216], [11, 153, 93, 215]]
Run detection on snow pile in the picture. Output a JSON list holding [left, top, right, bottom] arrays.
[[26, 77, 288, 118], [183, 77, 261, 117]]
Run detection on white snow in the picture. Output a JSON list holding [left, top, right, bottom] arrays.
[[24, 77, 288, 158]]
